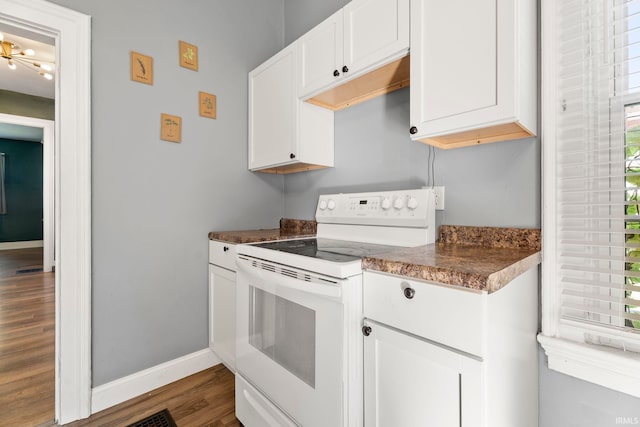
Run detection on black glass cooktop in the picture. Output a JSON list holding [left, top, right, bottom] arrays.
[[252, 238, 397, 263]]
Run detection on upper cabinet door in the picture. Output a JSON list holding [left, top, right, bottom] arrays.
[[343, 0, 409, 76], [409, 0, 537, 149], [299, 0, 409, 100], [299, 10, 344, 98], [413, 0, 498, 124], [248, 46, 297, 170]]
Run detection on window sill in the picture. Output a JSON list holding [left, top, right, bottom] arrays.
[[538, 334, 640, 398]]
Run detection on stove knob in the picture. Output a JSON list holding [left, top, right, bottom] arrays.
[[327, 199, 336, 210], [393, 197, 405, 210], [319, 199, 327, 210], [407, 197, 418, 210], [381, 197, 392, 210]]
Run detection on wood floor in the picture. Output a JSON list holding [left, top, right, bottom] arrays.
[[67, 364, 240, 427], [0, 247, 55, 427], [0, 247, 240, 427]]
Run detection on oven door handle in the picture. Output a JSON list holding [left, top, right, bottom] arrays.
[[237, 256, 342, 299]]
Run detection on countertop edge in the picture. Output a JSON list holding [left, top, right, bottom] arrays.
[[362, 246, 541, 293], [361, 258, 491, 292], [486, 251, 542, 293]]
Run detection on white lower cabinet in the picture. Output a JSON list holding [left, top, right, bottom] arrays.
[[362, 269, 539, 427], [363, 319, 482, 427], [208, 240, 236, 371]]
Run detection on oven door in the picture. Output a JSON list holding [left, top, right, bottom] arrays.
[[236, 255, 345, 427]]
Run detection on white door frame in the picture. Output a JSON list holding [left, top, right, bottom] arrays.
[[0, 0, 92, 424], [0, 113, 54, 272]]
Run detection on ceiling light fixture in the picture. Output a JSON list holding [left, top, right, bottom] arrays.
[[0, 39, 55, 80]]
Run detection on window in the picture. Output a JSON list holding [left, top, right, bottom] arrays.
[[540, 0, 640, 397], [625, 103, 640, 331]]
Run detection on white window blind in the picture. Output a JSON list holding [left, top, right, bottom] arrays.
[[554, 0, 640, 353]]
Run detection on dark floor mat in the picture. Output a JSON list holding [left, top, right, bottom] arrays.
[[16, 267, 43, 274], [126, 409, 178, 427]]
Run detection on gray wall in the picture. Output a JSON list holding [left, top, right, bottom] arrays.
[[284, 0, 349, 45], [283, 0, 640, 426], [48, 0, 285, 386], [283, 88, 540, 228]]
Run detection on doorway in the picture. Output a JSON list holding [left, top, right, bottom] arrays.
[[0, 116, 55, 425], [0, 115, 54, 272], [0, 0, 91, 424]]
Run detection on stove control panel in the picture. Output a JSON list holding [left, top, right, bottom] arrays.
[[316, 188, 436, 228]]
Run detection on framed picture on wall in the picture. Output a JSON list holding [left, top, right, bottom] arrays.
[[179, 41, 198, 71], [199, 91, 216, 119], [160, 113, 182, 143], [130, 51, 153, 85]]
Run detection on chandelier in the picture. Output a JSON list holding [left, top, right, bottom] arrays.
[[0, 33, 54, 80]]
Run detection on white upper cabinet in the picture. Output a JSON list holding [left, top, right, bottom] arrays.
[[249, 46, 296, 170], [299, 10, 344, 98], [343, 0, 409, 76], [299, 0, 409, 99], [249, 44, 334, 174], [409, 0, 537, 149]]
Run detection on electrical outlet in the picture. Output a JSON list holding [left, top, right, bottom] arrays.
[[434, 186, 445, 210]]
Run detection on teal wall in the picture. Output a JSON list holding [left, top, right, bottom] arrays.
[[0, 138, 43, 242]]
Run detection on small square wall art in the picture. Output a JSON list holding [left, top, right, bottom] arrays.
[[130, 51, 153, 85], [199, 91, 217, 119], [161, 113, 182, 143], [179, 41, 198, 71]]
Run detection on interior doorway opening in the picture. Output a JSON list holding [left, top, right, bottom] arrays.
[[0, 1, 92, 424], [0, 113, 54, 272]]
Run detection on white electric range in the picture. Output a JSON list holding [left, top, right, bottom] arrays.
[[235, 188, 436, 427]]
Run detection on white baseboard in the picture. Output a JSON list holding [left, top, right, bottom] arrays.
[[0, 240, 44, 250], [91, 348, 221, 414]]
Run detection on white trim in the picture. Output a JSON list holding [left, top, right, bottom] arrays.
[[0, 112, 54, 272], [540, 0, 559, 338], [0, 0, 92, 424], [0, 240, 44, 250], [42, 116, 54, 272], [538, 335, 640, 398], [91, 349, 221, 414]]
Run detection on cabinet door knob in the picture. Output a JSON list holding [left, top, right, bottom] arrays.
[[409, 126, 418, 135], [333, 69, 340, 77], [342, 65, 349, 73], [223, 246, 229, 252], [362, 325, 372, 336], [290, 153, 296, 159], [403, 287, 416, 299]]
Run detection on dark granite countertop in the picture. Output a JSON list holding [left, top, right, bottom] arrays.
[[209, 221, 541, 293], [208, 218, 316, 244], [362, 225, 541, 293]]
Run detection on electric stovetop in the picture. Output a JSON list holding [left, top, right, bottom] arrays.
[[251, 238, 398, 263]]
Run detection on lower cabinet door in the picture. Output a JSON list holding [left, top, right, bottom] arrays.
[[209, 264, 236, 371], [363, 319, 483, 427]]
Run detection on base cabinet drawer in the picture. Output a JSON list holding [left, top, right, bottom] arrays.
[[209, 240, 236, 271], [363, 319, 483, 427], [363, 271, 485, 357]]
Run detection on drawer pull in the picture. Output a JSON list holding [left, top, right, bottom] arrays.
[[223, 246, 230, 252], [362, 325, 372, 336], [403, 287, 415, 299]]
